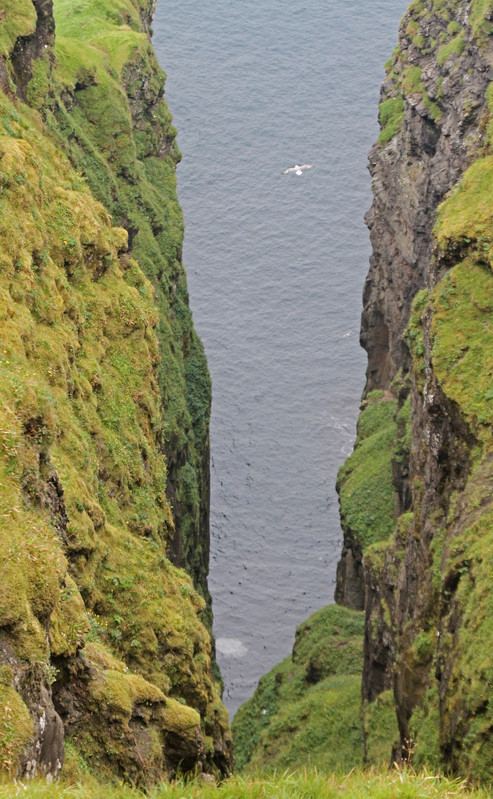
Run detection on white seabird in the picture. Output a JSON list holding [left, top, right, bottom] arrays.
[[282, 163, 314, 175]]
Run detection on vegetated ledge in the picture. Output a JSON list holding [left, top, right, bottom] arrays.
[[234, 0, 493, 784], [0, 0, 231, 785]]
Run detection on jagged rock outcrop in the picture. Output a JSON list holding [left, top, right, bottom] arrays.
[[362, 0, 492, 392], [10, 0, 54, 100], [0, 0, 231, 782]]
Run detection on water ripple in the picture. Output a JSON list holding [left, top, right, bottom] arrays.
[[153, 0, 408, 717]]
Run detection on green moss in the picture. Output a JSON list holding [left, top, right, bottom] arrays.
[[26, 58, 52, 110], [48, 0, 212, 606], [402, 65, 423, 94], [436, 504, 493, 781], [245, 676, 363, 773], [233, 605, 365, 773], [0, 0, 36, 58], [406, 19, 420, 37], [437, 32, 465, 66], [447, 20, 462, 34], [0, 682, 33, 774], [411, 683, 441, 771], [337, 395, 398, 552], [49, 575, 90, 657], [89, 667, 165, 720], [406, 289, 428, 386], [435, 156, 493, 257], [394, 395, 412, 464], [161, 698, 201, 739], [399, 103, 493, 779], [379, 96, 405, 144], [470, 0, 493, 37], [432, 154, 493, 435], [430, 261, 493, 432], [363, 690, 399, 766], [401, 66, 442, 121], [0, 12, 228, 774], [412, 34, 427, 49]]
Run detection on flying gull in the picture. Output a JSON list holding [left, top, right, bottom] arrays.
[[282, 163, 314, 176]]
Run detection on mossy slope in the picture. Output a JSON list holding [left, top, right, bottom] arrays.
[[402, 140, 493, 779], [245, 0, 493, 782], [48, 0, 213, 615], [0, 0, 231, 783], [232, 605, 372, 773], [335, 390, 404, 609]]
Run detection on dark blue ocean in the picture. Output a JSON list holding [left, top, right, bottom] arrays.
[[153, 0, 408, 717]]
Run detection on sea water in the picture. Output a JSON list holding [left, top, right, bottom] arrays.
[[153, 0, 408, 717]]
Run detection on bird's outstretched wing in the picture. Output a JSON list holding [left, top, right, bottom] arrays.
[[282, 164, 314, 174]]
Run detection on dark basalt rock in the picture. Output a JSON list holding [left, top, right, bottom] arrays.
[[10, 0, 54, 99], [337, 0, 493, 623], [0, 640, 64, 779]]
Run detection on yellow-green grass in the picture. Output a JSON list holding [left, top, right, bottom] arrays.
[[337, 392, 399, 552], [0, 82, 226, 776], [0, 768, 490, 799], [433, 145, 493, 437], [435, 156, 493, 264], [233, 605, 370, 773]]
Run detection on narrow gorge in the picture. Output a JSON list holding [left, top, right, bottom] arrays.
[[1, 0, 493, 791]]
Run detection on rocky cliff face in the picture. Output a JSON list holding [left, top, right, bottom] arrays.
[[337, 0, 493, 779], [337, 0, 493, 609], [0, 0, 231, 783], [52, 0, 214, 615], [362, 0, 492, 392]]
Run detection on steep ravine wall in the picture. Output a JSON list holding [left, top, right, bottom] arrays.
[[336, 0, 493, 610], [0, 0, 231, 783], [337, 0, 493, 780]]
